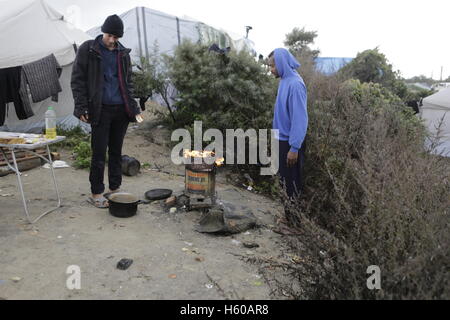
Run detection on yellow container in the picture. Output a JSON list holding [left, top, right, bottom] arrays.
[[45, 127, 57, 140]]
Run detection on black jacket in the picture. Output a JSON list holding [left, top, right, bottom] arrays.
[[71, 35, 141, 126]]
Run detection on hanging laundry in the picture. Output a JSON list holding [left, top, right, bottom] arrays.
[[0, 67, 34, 126], [21, 54, 62, 103], [18, 67, 33, 114], [208, 43, 231, 55]]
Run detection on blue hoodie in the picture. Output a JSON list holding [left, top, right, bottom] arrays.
[[272, 48, 308, 153]]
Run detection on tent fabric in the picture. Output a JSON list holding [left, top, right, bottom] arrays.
[[87, 6, 254, 64], [421, 87, 450, 157], [0, 0, 91, 133], [422, 87, 450, 111], [0, 0, 91, 68]]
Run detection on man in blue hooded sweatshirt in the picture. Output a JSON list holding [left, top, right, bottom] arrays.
[[268, 48, 308, 227]]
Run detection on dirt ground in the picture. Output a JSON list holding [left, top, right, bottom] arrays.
[[0, 115, 292, 300]]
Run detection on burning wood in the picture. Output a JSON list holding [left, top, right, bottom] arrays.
[[183, 149, 224, 167], [215, 157, 225, 166]]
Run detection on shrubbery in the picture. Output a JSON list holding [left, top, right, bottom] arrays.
[[338, 48, 409, 100], [136, 38, 449, 299], [53, 125, 90, 149], [166, 41, 277, 131], [273, 71, 450, 300], [52, 125, 91, 169]]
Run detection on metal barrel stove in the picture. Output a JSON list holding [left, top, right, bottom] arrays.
[[184, 154, 219, 210]]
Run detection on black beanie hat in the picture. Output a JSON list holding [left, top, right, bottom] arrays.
[[101, 14, 124, 38]]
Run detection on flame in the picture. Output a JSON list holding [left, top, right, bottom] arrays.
[[183, 150, 214, 158], [215, 157, 225, 166], [183, 150, 225, 167]]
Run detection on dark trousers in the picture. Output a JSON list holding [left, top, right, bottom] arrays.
[[89, 104, 129, 195], [278, 139, 306, 224], [278, 140, 305, 199]]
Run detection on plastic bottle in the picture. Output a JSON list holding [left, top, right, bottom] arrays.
[[45, 107, 57, 139]]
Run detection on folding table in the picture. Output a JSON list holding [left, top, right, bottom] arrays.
[[0, 132, 66, 223]]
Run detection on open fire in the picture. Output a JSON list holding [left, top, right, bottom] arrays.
[[183, 150, 225, 167]]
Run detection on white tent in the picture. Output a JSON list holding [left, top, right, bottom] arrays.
[[0, 0, 91, 133], [87, 6, 255, 64], [420, 87, 450, 157]]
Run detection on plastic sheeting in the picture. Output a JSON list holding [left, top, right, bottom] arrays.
[[0, 0, 92, 133], [314, 57, 353, 75]]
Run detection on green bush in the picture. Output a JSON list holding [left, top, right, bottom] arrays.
[[73, 141, 92, 169], [166, 41, 277, 131], [338, 48, 409, 100], [272, 75, 450, 299], [51, 125, 90, 150]]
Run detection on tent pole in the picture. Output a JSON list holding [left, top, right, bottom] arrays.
[[135, 7, 143, 59], [176, 17, 181, 46], [141, 7, 150, 61]]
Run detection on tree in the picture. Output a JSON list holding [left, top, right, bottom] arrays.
[[167, 41, 277, 131], [284, 27, 320, 58], [404, 75, 436, 86], [132, 42, 176, 121], [338, 48, 408, 99]]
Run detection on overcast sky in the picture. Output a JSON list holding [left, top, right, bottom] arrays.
[[48, 0, 449, 80]]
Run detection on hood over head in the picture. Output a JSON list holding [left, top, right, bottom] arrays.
[[273, 48, 301, 79]]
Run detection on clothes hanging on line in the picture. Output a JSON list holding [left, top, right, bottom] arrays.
[[0, 53, 63, 126], [0, 66, 34, 126], [208, 43, 231, 55], [21, 54, 62, 103]]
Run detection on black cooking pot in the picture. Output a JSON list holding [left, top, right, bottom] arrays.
[[122, 155, 140, 177], [104, 192, 150, 218]]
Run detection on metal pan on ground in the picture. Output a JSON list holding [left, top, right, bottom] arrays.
[[104, 192, 150, 218], [144, 189, 173, 201]]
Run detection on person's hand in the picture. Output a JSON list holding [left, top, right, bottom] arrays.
[[287, 151, 298, 168], [136, 114, 144, 123], [80, 114, 89, 123]]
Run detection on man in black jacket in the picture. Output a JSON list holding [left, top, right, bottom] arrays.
[[71, 14, 142, 208]]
